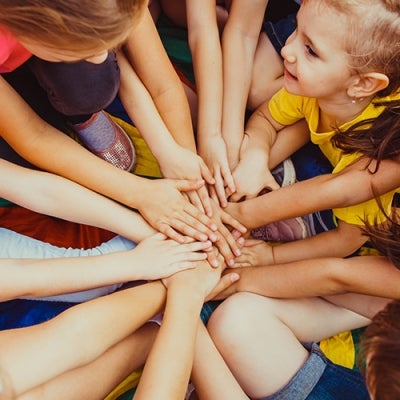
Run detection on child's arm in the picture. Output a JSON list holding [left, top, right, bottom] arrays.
[[0, 159, 156, 242], [119, 9, 214, 216], [0, 76, 216, 243], [227, 157, 400, 228], [134, 257, 239, 400], [235, 220, 368, 267], [0, 281, 166, 396], [221, 0, 270, 170], [218, 255, 400, 301], [0, 233, 212, 302], [230, 104, 309, 201], [185, 0, 236, 206]]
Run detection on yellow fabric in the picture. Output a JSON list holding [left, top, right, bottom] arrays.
[[319, 331, 356, 369], [268, 89, 400, 226], [104, 369, 142, 400], [109, 116, 162, 179]]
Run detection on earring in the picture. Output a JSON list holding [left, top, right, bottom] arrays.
[[351, 98, 356, 104]]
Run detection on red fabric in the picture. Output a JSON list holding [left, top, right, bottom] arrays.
[[0, 27, 32, 73], [173, 64, 196, 92], [0, 206, 115, 249]]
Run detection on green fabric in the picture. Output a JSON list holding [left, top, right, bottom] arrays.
[[0, 198, 14, 207], [156, 13, 195, 84], [116, 387, 136, 400]]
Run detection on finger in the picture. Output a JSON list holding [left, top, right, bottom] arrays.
[[206, 249, 221, 268], [182, 203, 219, 236], [208, 185, 221, 206], [182, 240, 212, 252], [227, 192, 246, 203], [187, 190, 205, 214], [196, 185, 213, 217], [175, 179, 206, 192], [213, 172, 228, 208], [158, 223, 188, 244], [221, 167, 236, 198], [220, 210, 247, 235], [200, 161, 216, 186], [205, 272, 239, 301]]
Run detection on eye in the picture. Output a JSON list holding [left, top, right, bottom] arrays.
[[305, 44, 318, 58]]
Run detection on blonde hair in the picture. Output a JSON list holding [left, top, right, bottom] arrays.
[[0, 0, 146, 53], [302, 0, 400, 97]]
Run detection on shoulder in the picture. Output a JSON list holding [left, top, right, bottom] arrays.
[[0, 27, 31, 72]]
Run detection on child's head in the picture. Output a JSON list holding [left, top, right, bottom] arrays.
[[300, 0, 400, 98], [359, 300, 400, 400], [0, 0, 146, 61]]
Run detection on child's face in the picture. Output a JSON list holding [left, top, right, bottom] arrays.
[[19, 40, 109, 64], [281, 2, 357, 101]]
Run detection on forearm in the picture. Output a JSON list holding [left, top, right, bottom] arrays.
[[0, 281, 166, 395], [221, 0, 267, 165], [232, 256, 400, 299], [135, 284, 204, 399], [117, 49, 180, 164], [0, 160, 155, 242], [226, 171, 368, 228], [273, 225, 367, 264], [123, 9, 196, 152], [189, 14, 223, 140], [0, 250, 150, 301]]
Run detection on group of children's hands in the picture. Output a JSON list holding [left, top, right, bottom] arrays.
[[144, 133, 281, 274]]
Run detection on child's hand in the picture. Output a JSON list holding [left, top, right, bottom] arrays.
[[229, 135, 279, 202], [132, 233, 213, 280], [158, 145, 215, 217], [198, 135, 236, 208], [164, 254, 239, 301], [207, 198, 247, 267], [138, 178, 219, 244], [232, 238, 275, 267]]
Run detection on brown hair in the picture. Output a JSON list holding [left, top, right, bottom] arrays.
[[364, 209, 400, 269], [359, 300, 400, 400], [0, 0, 146, 52], [303, 0, 400, 170]]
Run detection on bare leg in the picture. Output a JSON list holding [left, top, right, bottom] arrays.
[[191, 323, 248, 400], [208, 292, 370, 398], [248, 32, 284, 110]]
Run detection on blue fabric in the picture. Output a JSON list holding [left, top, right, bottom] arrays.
[[0, 299, 75, 330], [264, 343, 369, 400], [263, 12, 298, 55]]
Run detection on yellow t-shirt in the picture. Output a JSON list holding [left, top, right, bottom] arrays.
[[268, 88, 400, 226]]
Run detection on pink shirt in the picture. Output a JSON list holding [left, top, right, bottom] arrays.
[[0, 27, 31, 73]]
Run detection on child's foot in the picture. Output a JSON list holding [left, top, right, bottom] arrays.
[[73, 111, 136, 171]]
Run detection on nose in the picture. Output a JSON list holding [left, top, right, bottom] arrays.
[[281, 34, 296, 64], [85, 50, 109, 64]]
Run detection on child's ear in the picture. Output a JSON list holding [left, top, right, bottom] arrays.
[[348, 72, 389, 99]]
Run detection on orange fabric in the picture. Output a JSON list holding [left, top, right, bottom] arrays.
[[0, 205, 115, 249]]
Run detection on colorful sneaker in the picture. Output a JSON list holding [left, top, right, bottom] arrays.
[[74, 111, 136, 171], [250, 158, 313, 242], [93, 120, 136, 171]]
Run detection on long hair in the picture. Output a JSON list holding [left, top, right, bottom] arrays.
[[0, 0, 146, 52], [303, 0, 400, 171]]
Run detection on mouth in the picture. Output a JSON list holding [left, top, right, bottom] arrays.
[[284, 66, 297, 81]]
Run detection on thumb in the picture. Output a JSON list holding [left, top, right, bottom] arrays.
[[174, 179, 205, 192], [205, 273, 239, 301]]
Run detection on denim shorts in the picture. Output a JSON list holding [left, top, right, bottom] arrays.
[[264, 343, 370, 400], [262, 13, 298, 55]]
